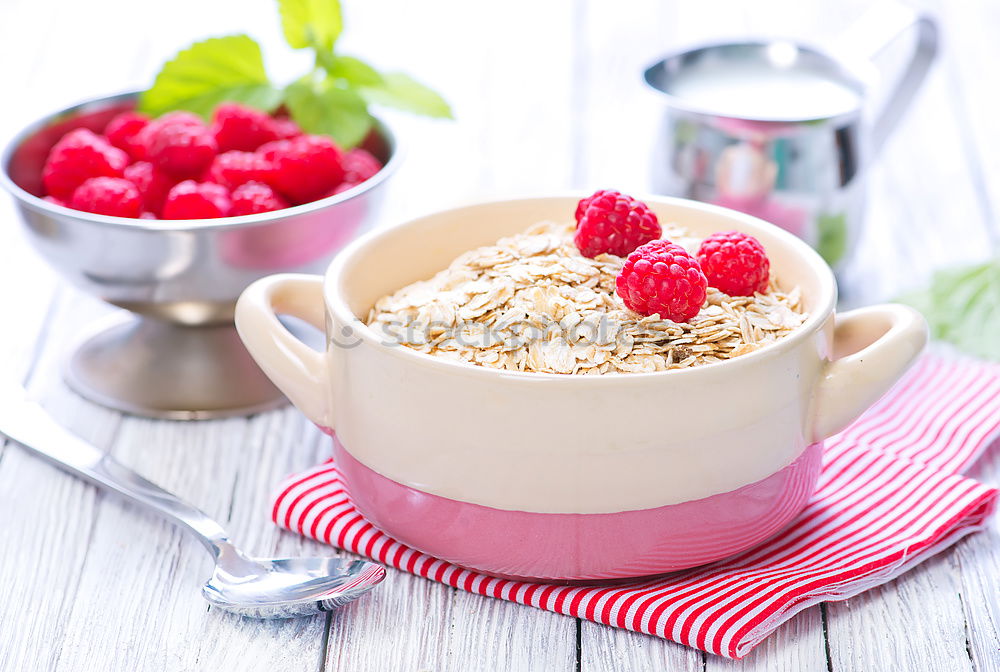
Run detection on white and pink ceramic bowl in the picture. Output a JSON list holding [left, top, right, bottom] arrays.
[[235, 196, 927, 581]]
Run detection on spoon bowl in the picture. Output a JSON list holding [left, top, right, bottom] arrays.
[[202, 554, 386, 619]]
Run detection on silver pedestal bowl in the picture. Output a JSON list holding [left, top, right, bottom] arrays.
[[1, 92, 400, 419]]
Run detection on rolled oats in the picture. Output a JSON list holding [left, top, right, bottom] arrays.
[[366, 220, 808, 374]]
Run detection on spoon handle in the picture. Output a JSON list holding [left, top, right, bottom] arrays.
[[0, 384, 231, 556]]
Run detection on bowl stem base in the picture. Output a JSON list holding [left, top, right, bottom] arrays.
[[64, 313, 290, 420]]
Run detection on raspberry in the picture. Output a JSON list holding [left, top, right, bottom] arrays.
[[341, 148, 382, 183], [330, 180, 362, 195], [123, 161, 175, 215], [271, 117, 302, 139], [139, 211, 157, 220], [696, 231, 770, 296], [42, 195, 66, 207], [255, 139, 291, 161], [230, 181, 289, 216], [42, 128, 128, 199], [268, 135, 345, 204], [104, 111, 150, 160], [161, 180, 231, 219], [211, 102, 281, 152], [133, 112, 202, 154], [574, 190, 661, 258], [574, 189, 614, 222], [154, 111, 203, 127], [206, 150, 274, 190], [615, 240, 707, 322], [143, 117, 218, 177], [69, 177, 142, 218]]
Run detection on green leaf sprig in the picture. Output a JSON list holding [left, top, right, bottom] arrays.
[[898, 258, 1000, 361], [139, 0, 452, 148]]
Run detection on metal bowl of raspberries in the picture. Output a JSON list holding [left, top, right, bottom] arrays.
[[0, 90, 400, 419]]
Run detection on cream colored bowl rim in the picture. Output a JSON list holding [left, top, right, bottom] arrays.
[[324, 194, 837, 383]]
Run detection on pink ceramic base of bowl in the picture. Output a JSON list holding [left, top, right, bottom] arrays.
[[334, 437, 821, 581], [332, 438, 822, 582]]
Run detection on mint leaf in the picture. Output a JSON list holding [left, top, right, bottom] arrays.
[[285, 78, 372, 148], [139, 35, 280, 118], [360, 72, 453, 118], [899, 259, 1000, 361], [278, 0, 342, 52], [326, 55, 383, 86]]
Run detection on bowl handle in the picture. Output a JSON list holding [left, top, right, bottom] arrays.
[[810, 304, 928, 442], [235, 274, 331, 428]]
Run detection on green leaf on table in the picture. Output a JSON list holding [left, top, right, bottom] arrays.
[[285, 78, 372, 148], [278, 0, 343, 52], [898, 258, 1000, 361], [359, 72, 453, 118], [325, 55, 383, 86], [139, 35, 281, 118]]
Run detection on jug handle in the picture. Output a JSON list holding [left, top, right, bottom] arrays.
[[834, 2, 939, 157]]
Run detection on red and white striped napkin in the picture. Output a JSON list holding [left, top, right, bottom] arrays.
[[271, 354, 1000, 658]]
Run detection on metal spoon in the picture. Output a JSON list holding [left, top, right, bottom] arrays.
[[0, 384, 385, 619]]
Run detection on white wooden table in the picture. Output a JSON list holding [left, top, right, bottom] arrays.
[[1, 0, 998, 669]]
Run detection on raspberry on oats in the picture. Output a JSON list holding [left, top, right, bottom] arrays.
[[574, 190, 661, 258], [616, 239, 708, 322], [574, 189, 613, 222], [697, 231, 770, 296]]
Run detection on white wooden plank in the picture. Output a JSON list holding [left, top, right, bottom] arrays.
[[445, 591, 577, 672], [824, 552, 973, 671], [953, 441, 1000, 672], [704, 609, 828, 672], [580, 621, 703, 671], [325, 567, 575, 672], [324, 572, 455, 672]]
